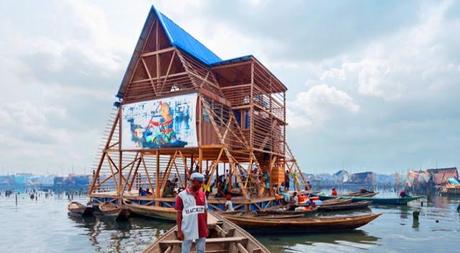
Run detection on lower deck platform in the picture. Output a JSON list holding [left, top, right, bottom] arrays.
[[90, 191, 280, 212]]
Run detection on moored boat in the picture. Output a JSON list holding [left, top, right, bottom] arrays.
[[318, 201, 370, 211], [319, 198, 352, 206], [67, 201, 93, 217], [143, 213, 270, 253], [222, 212, 382, 233], [350, 196, 421, 205], [99, 202, 130, 220], [346, 191, 378, 197], [257, 206, 318, 216], [315, 193, 377, 201], [229, 212, 305, 219], [125, 201, 176, 221], [314, 194, 339, 201]]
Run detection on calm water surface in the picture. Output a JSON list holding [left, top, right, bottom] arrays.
[[1, 193, 460, 253]]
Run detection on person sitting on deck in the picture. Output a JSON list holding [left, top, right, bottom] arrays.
[[399, 190, 408, 198], [224, 194, 234, 212], [215, 183, 225, 198], [146, 188, 153, 195], [164, 180, 174, 197], [139, 187, 148, 196], [263, 171, 270, 196], [288, 192, 299, 211], [138, 187, 144, 196], [331, 188, 338, 197], [298, 193, 307, 205], [172, 177, 178, 188]]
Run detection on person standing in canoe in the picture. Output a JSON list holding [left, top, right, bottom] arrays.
[[331, 188, 338, 197], [176, 172, 208, 253]]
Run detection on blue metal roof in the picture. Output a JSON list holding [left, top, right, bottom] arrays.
[[117, 5, 255, 98], [210, 55, 253, 67], [154, 7, 222, 65]]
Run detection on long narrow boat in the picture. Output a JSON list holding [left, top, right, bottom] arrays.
[[319, 198, 352, 206], [125, 201, 176, 221], [315, 193, 377, 201], [350, 196, 421, 205], [143, 213, 270, 253], [257, 206, 318, 216], [222, 213, 382, 233], [346, 192, 378, 197], [318, 201, 370, 211], [232, 212, 305, 219], [315, 195, 339, 201], [67, 201, 93, 217]]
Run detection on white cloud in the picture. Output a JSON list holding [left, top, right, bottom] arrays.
[[317, 0, 460, 101], [288, 84, 360, 128]]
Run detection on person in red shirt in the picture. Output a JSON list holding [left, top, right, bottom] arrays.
[[176, 172, 208, 253], [331, 188, 338, 197]]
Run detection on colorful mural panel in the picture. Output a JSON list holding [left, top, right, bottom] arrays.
[[121, 93, 197, 149]]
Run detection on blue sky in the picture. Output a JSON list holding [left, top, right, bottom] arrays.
[[0, 0, 459, 175]]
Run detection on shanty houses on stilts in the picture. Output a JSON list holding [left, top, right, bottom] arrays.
[[88, 5, 306, 213]]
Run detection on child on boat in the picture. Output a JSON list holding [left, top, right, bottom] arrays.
[[224, 194, 234, 212]]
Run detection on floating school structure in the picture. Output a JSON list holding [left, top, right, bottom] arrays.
[[88, 5, 306, 214]]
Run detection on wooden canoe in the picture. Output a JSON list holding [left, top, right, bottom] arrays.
[[350, 196, 421, 205], [125, 202, 176, 221], [99, 202, 130, 220], [316, 193, 377, 200], [320, 198, 352, 206], [318, 201, 370, 211], [257, 206, 318, 216], [99, 202, 121, 216], [227, 212, 304, 219], [222, 213, 382, 233], [143, 213, 270, 253], [315, 195, 338, 201], [67, 201, 93, 217], [345, 192, 378, 197]]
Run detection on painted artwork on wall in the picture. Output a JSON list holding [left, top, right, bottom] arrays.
[[121, 93, 197, 149]]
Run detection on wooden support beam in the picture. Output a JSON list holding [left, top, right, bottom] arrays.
[[141, 154, 154, 195], [89, 113, 119, 193], [159, 50, 176, 92], [155, 150, 160, 199], [141, 57, 157, 95], [128, 155, 143, 191], [130, 71, 188, 84], [140, 47, 175, 57], [118, 107, 123, 200]]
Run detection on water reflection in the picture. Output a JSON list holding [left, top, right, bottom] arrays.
[[257, 230, 380, 253], [68, 215, 172, 252]]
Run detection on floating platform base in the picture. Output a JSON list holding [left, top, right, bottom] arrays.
[[90, 191, 281, 221]]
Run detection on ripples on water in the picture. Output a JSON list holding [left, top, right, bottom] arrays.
[[1, 193, 460, 253]]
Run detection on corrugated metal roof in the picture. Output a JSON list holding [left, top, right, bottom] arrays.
[[210, 55, 253, 67], [117, 5, 285, 98], [155, 8, 222, 65]]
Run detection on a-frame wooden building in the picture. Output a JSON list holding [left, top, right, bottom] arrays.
[[88, 5, 306, 213]]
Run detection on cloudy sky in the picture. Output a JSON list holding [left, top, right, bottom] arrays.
[[1, 0, 459, 175]]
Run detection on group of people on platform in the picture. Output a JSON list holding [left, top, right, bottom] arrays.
[[135, 168, 312, 206]]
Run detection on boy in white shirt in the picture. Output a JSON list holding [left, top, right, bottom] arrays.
[[224, 194, 234, 212]]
